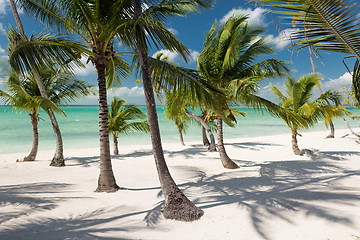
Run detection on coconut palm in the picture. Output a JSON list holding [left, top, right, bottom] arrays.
[[270, 74, 344, 155], [129, 0, 214, 221], [108, 97, 149, 155], [7, 2, 83, 167], [17, 0, 134, 192], [198, 15, 289, 169], [0, 68, 91, 161]]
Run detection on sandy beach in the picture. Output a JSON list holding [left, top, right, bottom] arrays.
[[0, 128, 359, 240]]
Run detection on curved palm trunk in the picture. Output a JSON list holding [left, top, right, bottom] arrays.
[[217, 117, 239, 169], [185, 109, 216, 151], [113, 134, 119, 155], [95, 63, 119, 192], [309, 44, 336, 138], [23, 112, 38, 161], [177, 126, 185, 146], [9, 0, 65, 166], [134, 0, 203, 222], [202, 126, 210, 146], [342, 115, 360, 139], [291, 129, 303, 155]]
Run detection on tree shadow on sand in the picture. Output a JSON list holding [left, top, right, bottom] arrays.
[[168, 157, 360, 240], [226, 141, 284, 151], [0, 183, 75, 225], [0, 207, 146, 240]]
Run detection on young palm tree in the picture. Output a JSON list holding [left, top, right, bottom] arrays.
[[270, 74, 344, 155], [0, 68, 91, 161], [198, 15, 289, 169], [108, 97, 149, 155], [7, 2, 83, 167]]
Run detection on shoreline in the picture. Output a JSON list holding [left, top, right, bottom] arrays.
[[1, 128, 359, 239]]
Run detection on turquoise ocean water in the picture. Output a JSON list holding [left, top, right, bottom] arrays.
[[1, 106, 360, 154]]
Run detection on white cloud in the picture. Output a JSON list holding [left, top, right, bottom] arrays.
[[189, 50, 200, 64], [73, 55, 96, 76], [0, 0, 8, 15], [152, 49, 179, 62], [167, 28, 178, 36], [322, 71, 353, 92], [220, 7, 269, 27], [268, 28, 298, 50]]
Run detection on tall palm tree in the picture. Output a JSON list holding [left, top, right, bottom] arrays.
[[0, 68, 91, 161], [108, 97, 149, 155], [198, 15, 289, 169], [17, 0, 134, 192], [270, 74, 344, 155], [7, 1, 83, 167], [129, 0, 214, 221]]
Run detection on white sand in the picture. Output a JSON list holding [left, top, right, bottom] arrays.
[[0, 129, 360, 240]]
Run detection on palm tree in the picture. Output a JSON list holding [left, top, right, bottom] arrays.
[[108, 97, 149, 155], [129, 0, 214, 221], [0, 68, 91, 161], [17, 0, 134, 192], [7, 1, 83, 167], [256, 0, 360, 87], [198, 15, 289, 169], [270, 74, 345, 155]]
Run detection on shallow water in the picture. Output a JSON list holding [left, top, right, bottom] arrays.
[[1, 105, 359, 154]]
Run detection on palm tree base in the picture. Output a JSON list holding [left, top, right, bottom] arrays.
[[325, 133, 335, 138], [221, 156, 240, 169], [162, 190, 204, 221], [208, 144, 217, 152], [23, 157, 35, 162], [95, 184, 120, 193], [50, 155, 65, 167]]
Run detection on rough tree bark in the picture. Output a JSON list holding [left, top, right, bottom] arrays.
[[95, 60, 119, 192], [217, 117, 239, 169], [185, 109, 216, 151], [23, 112, 38, 161], [177, 126, 185, 146], [133, 0, 203, 221], [291, 129, 303, 155], [113, 135, 119, 155]]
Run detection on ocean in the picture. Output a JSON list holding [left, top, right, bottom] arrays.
[[1, 106, 360, 154]]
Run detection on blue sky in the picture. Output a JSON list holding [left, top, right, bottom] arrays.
[[0, 0, 356, 105]]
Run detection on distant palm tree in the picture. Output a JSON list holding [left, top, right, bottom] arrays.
[[0, 68, 91, 161], [270, 74, 344, 155], [7, 1, 83, 167], [108, 98, 149, 155], [198, 15, 289, 168]]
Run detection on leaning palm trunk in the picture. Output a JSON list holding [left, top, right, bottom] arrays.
[[217, 117, 239, 169], [326, 122, 335, 138], [9, 0, 65, 166], [113, 134, 119, 155], [134, 0, 203, 221], [202, 126, 210, 146], [95, 63, 119, 192], [185, 109, 216, 151], [177, 126, 185, 146], [23, 112, 38, 161], [342, 115, 360, 140], [291, 129, 303, 155]]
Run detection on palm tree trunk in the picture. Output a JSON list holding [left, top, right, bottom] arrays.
[[309, 44, 336, 138], [291, 129, 303, 155], [23, 112, 38, 161], [342, 115, 360, 139], [217, 117, 239, 169], [202, 126, 210, 146], [9, 0, 65, 166], [95, 62, 119, 192], [177, 126, 185, 146], [133, 0, 203, 222], [185, 109, 216, 151], [9, 0, 24, 33], [113, 134, 119, 155]]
